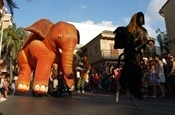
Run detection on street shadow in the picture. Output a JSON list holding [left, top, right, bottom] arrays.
[[0, 112, 3, 115]]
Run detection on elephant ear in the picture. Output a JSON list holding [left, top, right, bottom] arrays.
[[25, 19, 53, 38]]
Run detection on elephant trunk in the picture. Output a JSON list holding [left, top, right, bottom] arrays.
[[61, 50, 74, 79]]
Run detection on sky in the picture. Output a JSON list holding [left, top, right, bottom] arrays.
[[7, 0, 167, 45]]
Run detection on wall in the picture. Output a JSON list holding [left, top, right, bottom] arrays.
[[160, 0, 175, 55]]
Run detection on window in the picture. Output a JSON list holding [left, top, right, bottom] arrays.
[[94, 44, 99, 54], [110, 43, 118, 57]]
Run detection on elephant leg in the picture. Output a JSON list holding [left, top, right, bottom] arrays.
[[16, 50, 32, 92], [29, 40, 55, 94]]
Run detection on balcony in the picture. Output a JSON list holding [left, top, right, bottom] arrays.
[[1, 14, 12, 29], [101, 49, 122, 59]]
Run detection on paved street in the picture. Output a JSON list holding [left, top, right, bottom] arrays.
[[0, 91, 175, 115]]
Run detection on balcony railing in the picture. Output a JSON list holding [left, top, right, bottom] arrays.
[[101, 49, 122, 58]]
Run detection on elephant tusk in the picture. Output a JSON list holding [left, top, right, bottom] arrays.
[[59, 48, 62, 54]]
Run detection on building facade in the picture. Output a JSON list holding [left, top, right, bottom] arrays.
[[77, 30, 161, 76], [159, 0, 175, 55], [79, 30, 123, 76], [1, 14, 12, 28]]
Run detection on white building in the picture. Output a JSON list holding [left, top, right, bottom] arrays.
[[159, 0, 175, 55], [68, 22, 116, 45]]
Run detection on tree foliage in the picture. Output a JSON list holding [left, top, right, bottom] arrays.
[[156, 28, 169, 54], [1, 23, 28, 60]]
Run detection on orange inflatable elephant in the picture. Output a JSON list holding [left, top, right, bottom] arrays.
[[16, 19, 79, 94]]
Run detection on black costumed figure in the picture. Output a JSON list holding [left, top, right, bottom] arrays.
[[113, 12, 150, 106]]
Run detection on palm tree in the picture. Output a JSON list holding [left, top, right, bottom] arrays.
[[0, 0, 30, 82], [0, 0, 33, 18], [0, 0, 18, 19], [1, 23, 28, 82], [156, 28, 169, 54]]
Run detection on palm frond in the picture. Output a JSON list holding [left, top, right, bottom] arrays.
[[5, 0, 19, 16]]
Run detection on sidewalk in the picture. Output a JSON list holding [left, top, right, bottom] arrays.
[[0, 92, 14, 103]]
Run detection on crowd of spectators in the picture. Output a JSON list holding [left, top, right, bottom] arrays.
[[0, 60, 15, 102], [1, 53, 175, 101], [142, 53, 175, 97], [0, 71, 14, 102], [74, 53, 175, 98]]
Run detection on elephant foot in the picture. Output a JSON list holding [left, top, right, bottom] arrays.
[[17, 84, 30, 93], [33, 85, 48, 94]]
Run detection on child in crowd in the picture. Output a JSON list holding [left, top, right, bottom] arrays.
[[142, 65, 150, 97], [155, 55, 166, 97], [148, 60, 158, 97], [91, 73, 100, 93], [113, 67, 121, 102]]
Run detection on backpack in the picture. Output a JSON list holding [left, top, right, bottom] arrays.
[[113, 26, 131, 49]]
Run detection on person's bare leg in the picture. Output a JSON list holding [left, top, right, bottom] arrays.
[[116, 80, 121, 103]]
